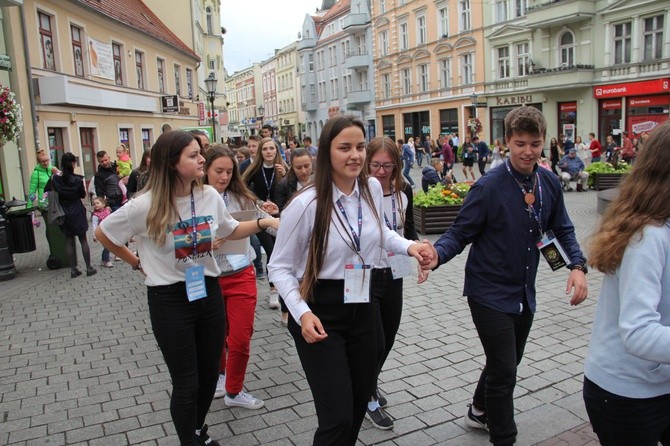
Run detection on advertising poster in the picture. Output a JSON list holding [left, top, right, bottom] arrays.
[[88, 37, 114, 80]]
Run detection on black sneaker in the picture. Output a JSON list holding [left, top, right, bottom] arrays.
[[464, 404, 488, 431], [366, 406, 394, 430], [374, 388, 388, 408], [195, 424, 221, 446]]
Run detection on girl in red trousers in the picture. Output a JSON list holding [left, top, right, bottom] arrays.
[[205, 146, 279, 410]]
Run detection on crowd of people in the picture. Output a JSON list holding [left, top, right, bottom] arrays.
[[25, 109, 668, 446]]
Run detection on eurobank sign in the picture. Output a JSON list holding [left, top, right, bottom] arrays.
[[593, 78, 669, 98]]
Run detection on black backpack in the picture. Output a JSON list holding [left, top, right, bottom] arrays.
[[103, 174, 122, 201]]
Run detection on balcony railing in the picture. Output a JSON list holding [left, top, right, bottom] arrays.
[[345, 50, 370, 70], [347, 89, 372, 105]]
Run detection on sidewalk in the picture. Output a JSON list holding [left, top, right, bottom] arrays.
[[0, 164, 602, 445]]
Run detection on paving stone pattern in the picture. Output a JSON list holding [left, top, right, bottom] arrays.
[[1, 167, 604, 445]]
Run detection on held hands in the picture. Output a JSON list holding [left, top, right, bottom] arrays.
[[566, 269, 588, 306], [407, 240, 437, 270], [300, 311, 328, 343], [417, 264, 430, 284]]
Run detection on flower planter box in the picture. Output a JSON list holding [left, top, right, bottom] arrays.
[[593, 173, 627, 191], [414, 205, 462, 235]]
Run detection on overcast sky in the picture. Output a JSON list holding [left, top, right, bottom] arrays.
[[221, 1, 322, 74]]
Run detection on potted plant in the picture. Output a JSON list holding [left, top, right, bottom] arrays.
[[413, 182, 471, 235], [585, 161, 631, 190]]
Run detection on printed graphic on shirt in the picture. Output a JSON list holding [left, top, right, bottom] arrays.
[[173, 215, 214, 260]]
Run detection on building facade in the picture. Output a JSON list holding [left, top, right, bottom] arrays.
[[298, 0, 376, 142], [14, 0, 201, 187], [274, 42, 301, 143], [483, 0, 669, 146], [140, 0, 228, 142], [371, 0, 486, 144], [225, 63, 262, 141]]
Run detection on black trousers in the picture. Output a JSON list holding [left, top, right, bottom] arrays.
[[148, 277, 225, 446], [468, 297, 533, 446], [371, 268, 403, 394], [288, 280, 377, 446], [478, 158, 487, 175], [583, 377, 670, 446]]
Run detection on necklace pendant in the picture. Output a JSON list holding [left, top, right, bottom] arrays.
[[524, 193, 535, 205]]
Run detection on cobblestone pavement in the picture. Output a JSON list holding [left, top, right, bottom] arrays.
[[1, 165, 604, 445]]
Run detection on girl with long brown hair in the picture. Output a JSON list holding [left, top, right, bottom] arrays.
[[583, 119, 670, 445], [96, 131, 278, 446], [268, 116, 435, 445]]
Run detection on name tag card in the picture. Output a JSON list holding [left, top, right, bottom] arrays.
[[344, 264, 371, 304], [537, 232, 569, 271], [388, 252, 411, 279], [185, 265, 207, 301]]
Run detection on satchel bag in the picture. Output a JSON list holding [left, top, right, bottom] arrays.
[[47, 187, 66, 226]]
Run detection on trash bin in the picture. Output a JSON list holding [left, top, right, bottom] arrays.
[[41, 208, 69, 269], [5, 207, 37, 254]]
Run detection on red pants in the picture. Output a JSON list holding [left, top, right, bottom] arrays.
[[218, 265, 257, 394]]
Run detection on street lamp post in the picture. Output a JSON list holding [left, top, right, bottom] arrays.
[[205, 72, 218, 143], [257, 105, 265, 128], [470, 92, 478, 119]]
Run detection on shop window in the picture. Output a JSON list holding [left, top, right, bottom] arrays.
[[382, 115, 395, 141], [559, 102, 577, 142], [47, 127, 65, 171], [439, 108, 458, 135]]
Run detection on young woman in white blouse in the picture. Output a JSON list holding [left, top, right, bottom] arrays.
[[268, 116, 435, 445], [95, 131, 278, 446]]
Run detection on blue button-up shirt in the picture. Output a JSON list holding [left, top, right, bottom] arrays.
[[434, 161, 585, 314], [558, 154, 585, 177]]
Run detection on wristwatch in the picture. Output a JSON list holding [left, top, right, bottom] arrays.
[[568, 263, 588, 274], [132, 258, 142, 270]]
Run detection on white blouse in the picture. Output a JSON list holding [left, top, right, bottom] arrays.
[[268, 177, 414, 324]]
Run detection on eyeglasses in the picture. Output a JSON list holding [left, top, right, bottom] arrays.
[[369, 162, 396, 171]]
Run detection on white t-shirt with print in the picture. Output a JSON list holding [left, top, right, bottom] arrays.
[[100, 186, 239, 286]]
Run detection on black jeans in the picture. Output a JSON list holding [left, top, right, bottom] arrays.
[[371, 268, 403, 394], [288, 280, 377, 446], [583, 377, 670, 446], [478, 158, 487, 176], [468, 297, 534, 446], [148, 277, 225, 445]]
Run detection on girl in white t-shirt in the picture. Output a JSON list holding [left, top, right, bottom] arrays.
[[95, 131, 278, 446]]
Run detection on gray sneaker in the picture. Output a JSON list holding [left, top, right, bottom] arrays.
[[224, 391, 264, 410]]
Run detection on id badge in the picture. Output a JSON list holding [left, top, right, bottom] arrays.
[[388, 252, 411, 279], [536, 231, 569, 271], [185, 265, 208, 302], [227, 254, 251, 271], [343, 264, 371, 304]]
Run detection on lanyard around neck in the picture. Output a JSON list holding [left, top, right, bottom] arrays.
[[189, 191, 198, 257], [335, 195, 363, 253], [262, 166, 275, 192], [504, 159, 543, 232], [383, 187, 397, 231]]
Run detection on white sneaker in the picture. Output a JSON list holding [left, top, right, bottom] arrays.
[[103, 261, 114, 268], [214, 374, 226, 398], [224, 391, 264, 410], [269, 291, 279, 309]]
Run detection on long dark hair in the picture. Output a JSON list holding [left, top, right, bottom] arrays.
[[286, 147, 311, 184], [299, 115, 380, 301], [145, 130, 199, 246], [60, 152, 77, 181]]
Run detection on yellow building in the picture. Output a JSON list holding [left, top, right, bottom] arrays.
[[372, 0, 486, 144], [5, 0, 201, 193]]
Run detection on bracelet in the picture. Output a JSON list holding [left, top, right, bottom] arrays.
[[256, 217, 265, 231]]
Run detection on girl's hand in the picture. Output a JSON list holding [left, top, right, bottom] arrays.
[[213, 237, 227, 250], [261, 201, 280, 216], [418, 265, 430, 284], [300, 312, 328, 343], [275, 163, 286, 176]]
